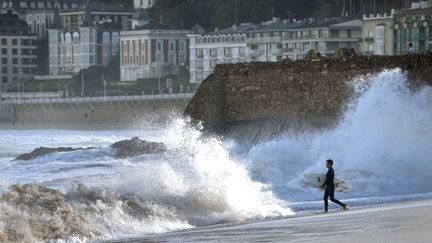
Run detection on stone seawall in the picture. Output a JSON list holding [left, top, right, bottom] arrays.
[[1, 100, 189, 129], [185, 53, 432, 141]]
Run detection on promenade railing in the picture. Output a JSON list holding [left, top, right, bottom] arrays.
[[0, 92, 195, 105]]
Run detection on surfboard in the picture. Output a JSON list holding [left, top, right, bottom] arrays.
[[302, 173, 351, 192]]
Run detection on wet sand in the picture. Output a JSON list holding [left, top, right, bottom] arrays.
[[106, 199, 432, 243]]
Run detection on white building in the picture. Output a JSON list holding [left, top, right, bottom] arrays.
[[189, 18, 303, 85], [282, 19, 363, 60], [0, 10, 37, 85], [120, 21, 191, 81], [189, 23, 252, 85], [134, 0, 157, 9], [48, 10, 120, 75]]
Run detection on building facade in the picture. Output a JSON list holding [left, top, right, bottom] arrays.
[[59, 2, 133, 32], [48, 13, 120, 75], [0, 10, 37, 85], [120, 21, 190, 81], [189, 24, 252, 85], [282, 19, 363, 60], [134, 0, 157, 9], [189, 18, 303, 85], [247, 18, 304, 62], [394, 4, 432, 54], [1, 0, 82, 40], [362, 11, 396, 56]]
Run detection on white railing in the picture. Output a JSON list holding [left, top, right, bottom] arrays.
[[0, 93, 195, 105], [247, 36, 282, 44]]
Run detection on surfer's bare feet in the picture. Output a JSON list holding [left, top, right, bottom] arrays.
[[343, 205, 349, 210]]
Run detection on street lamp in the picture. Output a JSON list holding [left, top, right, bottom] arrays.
[[158, 65, 161, 95], [103, 80, 107, 98], [81, 72, 85, 96]]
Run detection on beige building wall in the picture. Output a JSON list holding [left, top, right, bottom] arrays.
[[362, 13, 395, 56]]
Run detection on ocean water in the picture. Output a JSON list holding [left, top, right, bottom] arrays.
[[0, 69, 431, 242]]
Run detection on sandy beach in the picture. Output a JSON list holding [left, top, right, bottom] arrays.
[[107, 199, 432, 243]]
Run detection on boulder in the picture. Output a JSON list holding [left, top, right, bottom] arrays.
[[304, 49, 323, 60], [111, 137, 167, 158], [335, 47, 357, 59]]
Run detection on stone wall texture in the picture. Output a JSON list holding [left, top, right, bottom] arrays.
[[185, 53, 432, 141]]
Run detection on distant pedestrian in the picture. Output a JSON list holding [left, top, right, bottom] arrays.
[[321, 159, 349, 212], [408, 43, 416, 54]]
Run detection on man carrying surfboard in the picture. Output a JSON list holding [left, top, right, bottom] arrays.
[[321, 159, 349, 212]]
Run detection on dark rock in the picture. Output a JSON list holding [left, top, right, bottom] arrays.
[[335, 47, 358, 59], [15, 147, 94, 161], [111, 136, 167, 158], [304, 49, 323, 60]]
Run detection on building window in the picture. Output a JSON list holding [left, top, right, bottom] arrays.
[[2, 77, 8, 84], [13, 67, 18, 74], [2, 67, 7, 73], [1, 48, 6, 55], [170, 42, 174, 51], [12, 58, 18, 64], [157, 42, 161, 50], [12, 49, 18, 55], [1, 39, 6, 45], [1, 58, 7, 64], [12, 39, 18, 45]]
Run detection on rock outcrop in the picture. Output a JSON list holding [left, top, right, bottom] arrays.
[[15, 147, 94, 161], [111, 136, 167, 158], [15, 137, 167, 160], [185, 53, 432, 141]]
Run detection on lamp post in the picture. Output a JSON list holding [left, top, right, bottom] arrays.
[[103, 80, 107, 98], [158, 65, 161, 95], [81, 72, 85, 96]]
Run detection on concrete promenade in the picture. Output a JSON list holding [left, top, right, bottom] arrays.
[[0, 93, 194, 127]]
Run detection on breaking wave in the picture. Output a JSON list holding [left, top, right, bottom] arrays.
[[0, 119, 292, 242], [246, 69, 432, 201]]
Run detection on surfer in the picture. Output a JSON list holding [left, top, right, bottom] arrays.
[[321, 159, 349, 212]]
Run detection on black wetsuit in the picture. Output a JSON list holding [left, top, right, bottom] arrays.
[[323, 167, 346, 211]]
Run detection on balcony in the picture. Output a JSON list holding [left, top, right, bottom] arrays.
[[251, 49, 264, 57], [271, 49, 283, 56], [248, 36, 282, 44]]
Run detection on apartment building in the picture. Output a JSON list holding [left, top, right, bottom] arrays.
[[189, 18, 306, 85], [59, 2, 133, 32], [362, 10, 396, 56], [120, 21, 191, 81], [0, 10, 37, 85], [282, 19, 363, 60], [0, 0, 82, 40], [394, 1, 432, 54], [48, 10, 120, 75]]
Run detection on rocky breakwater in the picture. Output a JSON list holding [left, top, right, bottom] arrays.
[[185, 51, 432, 142]]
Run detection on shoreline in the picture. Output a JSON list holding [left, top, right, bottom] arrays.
[[105, 199, 432, 243]]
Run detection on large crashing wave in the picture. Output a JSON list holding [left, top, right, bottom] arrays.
[[0, 119, 292, 242], [246, 69, 432, 200]]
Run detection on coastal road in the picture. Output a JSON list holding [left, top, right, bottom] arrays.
[[105, 200, 432, 243]]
